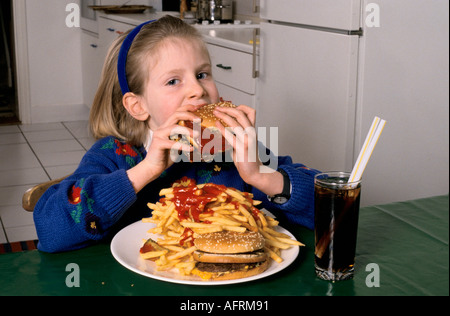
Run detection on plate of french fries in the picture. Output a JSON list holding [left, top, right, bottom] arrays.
[[111, 178, 303, 285]]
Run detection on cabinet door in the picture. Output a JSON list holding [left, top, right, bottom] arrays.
[[98, 17, 136, 58], [216, 82, 255, 108], [207, 44, 256, 94], [257, 22, 359, 171], [81, 30, 103, 108]]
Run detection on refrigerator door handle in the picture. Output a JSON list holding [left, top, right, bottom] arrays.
[[253, 0, 258, 13], [252, 28, 259, 78]]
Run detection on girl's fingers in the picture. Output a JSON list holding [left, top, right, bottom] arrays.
[[161, 104, 203, 128], [213, 105, 256, 128], [168, 124, 200, 140]]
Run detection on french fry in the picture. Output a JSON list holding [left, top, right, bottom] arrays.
[[156, 238, 180, 245], [142, 217, 158, 224], [159, 188, 174, 196], [140, 250, 168, 259], [193, 226, 224, 234], [264, 238, 291, 250], [259, 229, 290, 249], [225, 188, 246, 202], [165, 245, 185, 252], [264, 246, 283, 263], [180, 221, 219, 229], [238, 205, 258, 227], [257, 212, 268, 227], [266, 216, 279, 227], [167, 246, 196, 260], [231, 214, 248, 222], [276, 237, 305, 247], [176, 261, 196, 276], [210, 204, 237, 212], [263, 226, 290, 238], [203, 216, 242, 226], [157, 202, 175, 228], [222, 225, 247, 233]]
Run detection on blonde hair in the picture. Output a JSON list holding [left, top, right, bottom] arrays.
[[89, 15, 206, 146]]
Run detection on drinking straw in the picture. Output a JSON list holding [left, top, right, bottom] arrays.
[[348, 117, 386, 183]]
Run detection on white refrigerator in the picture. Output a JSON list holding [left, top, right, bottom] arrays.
[[257, 0, 362, 173], [257, 0, 449, 206]]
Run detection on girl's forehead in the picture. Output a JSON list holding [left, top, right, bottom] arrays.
[[148, 37, 209, 65], [158, 36, 206, 54]]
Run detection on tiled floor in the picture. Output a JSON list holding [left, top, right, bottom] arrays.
[[0, 121, 95, 243]]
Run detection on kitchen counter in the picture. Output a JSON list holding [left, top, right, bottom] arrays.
[[98, 11, 259, 53], [98, 11, 180, 26], [198, 27, 258, 54]]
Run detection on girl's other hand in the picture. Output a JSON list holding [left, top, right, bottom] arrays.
[[213, 105, 284, 197], [127, 104, 201, 192], [213, 105, 261, 182]]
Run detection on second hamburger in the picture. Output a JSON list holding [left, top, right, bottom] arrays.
[[191, 231, 269, 280]]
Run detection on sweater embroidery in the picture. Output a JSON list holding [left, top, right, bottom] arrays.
[[197, 169, 213, 183], [85, 213, 102, 235], [101, 138, 141, 168], [196, 162, 234, 182], [68, 178, 95, 231]]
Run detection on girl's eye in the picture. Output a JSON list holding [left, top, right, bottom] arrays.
[[197, 72, 208, 80], [167, 79, 180, 86]]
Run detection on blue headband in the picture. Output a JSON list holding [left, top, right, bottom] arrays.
[[117, 20, 156, 95]]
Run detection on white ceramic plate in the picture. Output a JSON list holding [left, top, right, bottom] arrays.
[[111, 220, 299, 286]]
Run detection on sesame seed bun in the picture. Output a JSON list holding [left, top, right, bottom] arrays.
[[193, 101, 236, 129], [194, 231, 265, 254]]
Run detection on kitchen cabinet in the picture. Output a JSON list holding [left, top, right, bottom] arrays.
[[98, 16, 138, 62], [81, 30, 103, 109], [206, 43, 257, 107], [200, 27, 259, 108], [80, 17, 137, 109]]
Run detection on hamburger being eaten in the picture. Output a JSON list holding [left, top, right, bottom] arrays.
[[191, 231, 269, 281], [171, 101, 236, 162]]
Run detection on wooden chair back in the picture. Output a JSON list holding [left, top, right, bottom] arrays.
[[22, 175, 70, 212]]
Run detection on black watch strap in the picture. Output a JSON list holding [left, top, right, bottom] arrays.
[[268, 168, 291, 204]]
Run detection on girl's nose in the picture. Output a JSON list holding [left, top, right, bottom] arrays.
[[188, 79, 206, 99]]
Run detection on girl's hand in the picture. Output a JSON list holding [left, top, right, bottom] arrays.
[[213, 105, 284, 197], [127, 104, 201, 192]]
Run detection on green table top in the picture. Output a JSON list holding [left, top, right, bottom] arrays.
[[1, 195, 448, 296]]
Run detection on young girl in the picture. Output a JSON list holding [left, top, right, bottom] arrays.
[[33, 16, 319, 253]]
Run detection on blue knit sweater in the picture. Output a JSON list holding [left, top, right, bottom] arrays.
[[34, 136, 319, 253]]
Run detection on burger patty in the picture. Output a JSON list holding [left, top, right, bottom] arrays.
[[195, 261, 263, 273], [194, 249, 266, 257]]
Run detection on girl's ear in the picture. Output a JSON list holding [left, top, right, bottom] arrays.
[[122, 92, 150, 121]]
